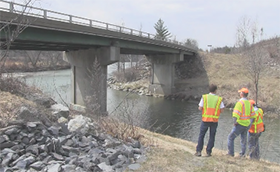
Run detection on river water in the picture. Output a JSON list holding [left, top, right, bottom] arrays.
[[20, 68, 280, 164]]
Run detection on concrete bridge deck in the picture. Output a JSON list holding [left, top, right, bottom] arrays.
[[0, 0, 197, 114]]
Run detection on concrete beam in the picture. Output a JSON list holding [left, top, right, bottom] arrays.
[[63, 46, 120, 115], [147, 53, 183, 95]]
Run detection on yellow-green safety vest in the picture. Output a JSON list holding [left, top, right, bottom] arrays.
[[202, 94, 223, 122], [232, 99, 256, 127]]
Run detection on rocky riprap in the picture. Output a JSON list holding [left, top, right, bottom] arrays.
[[0, 115, 146, 172]]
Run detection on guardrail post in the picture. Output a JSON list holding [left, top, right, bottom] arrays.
[[148, 34, 150, 38], [106, 24, 108, 30], [139, 31, 142, 37], [130, 29, 133, 35], [43, 10, 47, 18], [90, 20, 92, 27], [119, 27, 122, 33], [69, 15, 72, 23], [9, 2, 14, 12]]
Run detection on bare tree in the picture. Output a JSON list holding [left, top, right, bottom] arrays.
[[0, 0, 36, 71], [25, 50, 42, 68], [235, 16, 269, 105]]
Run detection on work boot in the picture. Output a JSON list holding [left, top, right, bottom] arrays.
[[194, 151, 201, 156], [239, 153, 246, 158], [226, 153, 234, 157], [206, 152, 212, 157]]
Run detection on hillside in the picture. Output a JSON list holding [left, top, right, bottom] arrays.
[[174, 51, 280, 117]]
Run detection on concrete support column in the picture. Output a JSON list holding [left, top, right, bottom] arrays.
[[147, 53, 183, 95], [63, 46, 119, 114]]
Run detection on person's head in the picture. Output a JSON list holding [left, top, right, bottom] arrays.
[[249, 99, 256, 106], [209, 84, 217, 93], [238, 87, 249, 97]]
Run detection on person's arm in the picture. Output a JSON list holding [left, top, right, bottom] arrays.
[[233, 117, 238, 126], [220, 101, 225, 113], [198, 96, 203, 111]]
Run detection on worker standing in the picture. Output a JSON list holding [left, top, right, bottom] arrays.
[[248, 99, 265, 160], [195, 84, 225, 157], [227, 88, 257, 157]]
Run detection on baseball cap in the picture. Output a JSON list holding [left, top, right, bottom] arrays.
[[238, 87, 249, 93]]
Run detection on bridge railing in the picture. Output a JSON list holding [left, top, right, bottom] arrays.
[[0, 0, 188, 47]]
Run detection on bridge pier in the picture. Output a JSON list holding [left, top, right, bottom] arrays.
[[63, 46, 120, 115], [147, 53, 184, 95]]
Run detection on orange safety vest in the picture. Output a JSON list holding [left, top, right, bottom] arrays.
[[232, 100, 256, 127], [249, 108, 264, 133], [202, 94, 223, 122]]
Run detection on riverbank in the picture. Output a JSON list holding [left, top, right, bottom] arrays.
[[108, 51, 280, 118], [1, 90, 280, 172]]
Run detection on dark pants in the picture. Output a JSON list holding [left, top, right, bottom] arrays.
[[196, 121, 218, 153], [248, 132, 261, 160], [227, 124, 248, 156]]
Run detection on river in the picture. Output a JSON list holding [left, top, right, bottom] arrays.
[[20, 68, 280, 164]]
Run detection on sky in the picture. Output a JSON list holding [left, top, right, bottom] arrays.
[[10, 0, 280, 50]]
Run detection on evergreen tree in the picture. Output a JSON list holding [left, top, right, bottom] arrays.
[[154, 19, 171, 40], [184, 38, 199, 50]]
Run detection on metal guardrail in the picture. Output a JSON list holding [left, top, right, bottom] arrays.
[[0, 0, 186, 46]]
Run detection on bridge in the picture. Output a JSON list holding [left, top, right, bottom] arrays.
[[0, 0, 197, 114]]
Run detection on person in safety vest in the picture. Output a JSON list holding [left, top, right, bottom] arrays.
[[227, 88, 257, 157], [195, 84, 225, 157], [248, 99, 265, 160]]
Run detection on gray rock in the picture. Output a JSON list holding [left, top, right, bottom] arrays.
[[17, 106, 34, 121], [0, 115, 146, 172], [128, 163, 141, 170], [1, 148, 15, 154], [1, 152, 13, 167], [47, 163, 61, 172], [52, 153, 64, 161], [32, 95, 55, 108], [26, 145, 39, 155], [48, 126, 60, 136], [0, 135, 9, 143], [0, 141, 15, 149], [21, 136, 30, 144], [30, 161, 45, 171], [51, 104, 69, 118], [4, 127, 20, 135], [26, 122, 37, 128], [61, 164, 76, 171], [98, 162, 114, 172], [68, 115, 91, 135]]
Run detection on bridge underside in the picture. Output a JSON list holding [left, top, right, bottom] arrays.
[[0, 24, 193, 57], [0, 11, 197, 114]]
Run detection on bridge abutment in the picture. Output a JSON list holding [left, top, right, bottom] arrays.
[[147, 53, 184, 95], [63, 46, 120, 115]]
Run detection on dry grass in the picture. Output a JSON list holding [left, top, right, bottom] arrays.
[[194, 52, 280, 115], [0, 91, 36, 127], [133, 128, 280, 172]]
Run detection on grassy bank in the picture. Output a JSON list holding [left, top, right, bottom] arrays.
[[1, 50, 280, 171], [133, 128, 280, 172], [1, 88, 279, 171]]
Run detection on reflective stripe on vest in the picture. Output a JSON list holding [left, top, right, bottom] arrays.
[[202, 94, 223, 122], [232, 100, 255, 127], [249, 108, 264, 133]]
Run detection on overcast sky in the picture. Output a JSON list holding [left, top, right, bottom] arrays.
[[12, 0, 280, 49]]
